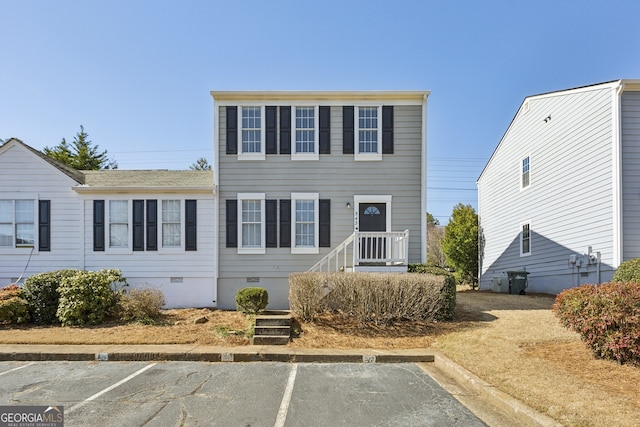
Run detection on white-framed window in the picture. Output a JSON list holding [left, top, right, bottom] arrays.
[[109, 200, 129, 249], [238, 193, 265, 254], [520, 221, 531, 256], [355, 106, 382, 161], [521, 155, 530, 189], [161, 200, 181, 248], [292, 106, 319, 161], [238, 106, 265, 160], [0, 199, 35, 248], [291, 193, 319, 254]]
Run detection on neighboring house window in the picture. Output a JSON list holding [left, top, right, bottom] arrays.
[[292, 106, 319, 160], [521, 156, 530, 189], [291, 193, 319, 254], [0, 200, 34, 248], [238, 193, 265, 254], [239, 106, 265, 160], [162, 200, 181, 248], [109, 200, 129, 248], [521, 222, 531, 256], [356, 106, 382, 161]]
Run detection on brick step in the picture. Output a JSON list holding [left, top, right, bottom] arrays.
[[255, 315, 291, 327], [252, 335, 290, 345], [254, 325, 290, 336]]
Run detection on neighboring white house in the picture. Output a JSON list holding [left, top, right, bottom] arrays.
[[0, 138, 216, 308], [477, 79, 640, 294], [212, 91, 429, 309]]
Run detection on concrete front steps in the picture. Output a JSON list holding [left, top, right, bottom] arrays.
[[252, 312, 292, 345]]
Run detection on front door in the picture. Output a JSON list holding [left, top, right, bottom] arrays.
[[358, 203, 387, 262]]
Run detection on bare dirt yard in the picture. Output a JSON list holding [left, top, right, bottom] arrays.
[[1, 290, 639, 426]]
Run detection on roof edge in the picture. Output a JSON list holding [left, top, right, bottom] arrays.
[[210, 90, 430, 102]]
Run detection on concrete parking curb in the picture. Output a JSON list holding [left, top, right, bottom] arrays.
[[422, 350, 562, 427]]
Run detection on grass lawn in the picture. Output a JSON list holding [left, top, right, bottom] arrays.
[[1, 290, 638, 425]]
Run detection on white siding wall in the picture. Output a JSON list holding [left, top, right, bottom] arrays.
[[0, 144, 83, 283], [621, 91, 640, 259], [81, 194, 216, 308], [478, 85, 616, 294], [217, 103, 425, 309]]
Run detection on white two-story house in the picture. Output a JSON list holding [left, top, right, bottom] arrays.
[[212, 91, 429, 309]]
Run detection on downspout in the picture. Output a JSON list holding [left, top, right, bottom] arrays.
[[212, 94, 220, 306], [421, 92, 429, 264], [612, 81, 624, 268]]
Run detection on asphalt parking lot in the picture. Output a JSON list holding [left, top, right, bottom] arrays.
[[0, 361, 485, 426]]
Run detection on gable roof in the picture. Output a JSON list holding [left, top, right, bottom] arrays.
[[0, 138, 85, 183], [75, 170, 214, 194]]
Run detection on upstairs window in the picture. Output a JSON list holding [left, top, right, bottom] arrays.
[[292, 106, 319, 160], [521, 156, 530, 189], [239, 106, 265, 160], [0, 200, 35, 248], [355, 106, 382, 161]]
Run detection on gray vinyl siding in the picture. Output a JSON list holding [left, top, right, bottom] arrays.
[[621, 91, 640, 260], [478, 85, 616, 294], [217, 104, 424, 309]]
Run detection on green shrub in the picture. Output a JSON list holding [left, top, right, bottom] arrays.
[[289, 272, 456, 324], [553, 282, 640, 365], [22, 269, 80, 324], [116, 288, 166, 324], [612, 258, 640, 283], [235, 287, 269, 314], [56, 269, 126, 326], [0, 284, 30, 324]]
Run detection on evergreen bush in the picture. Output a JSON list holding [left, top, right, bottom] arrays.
[[235, 287, 269, 314], [0, 284, 30, 324], [612, 258, 640, 283], [22, 269, 80, 324]]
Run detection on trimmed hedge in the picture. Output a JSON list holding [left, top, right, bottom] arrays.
[[56, 269, 126, 326], [235, 287, 269, 314], [552, 282, 640, 365], [22, 269, 81, 324], [289, 272, 456, 323], [0, 284, 30, 324], [612, 258, 640, 283]]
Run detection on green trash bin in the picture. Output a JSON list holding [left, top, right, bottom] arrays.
[[507, 271, 529, 295]]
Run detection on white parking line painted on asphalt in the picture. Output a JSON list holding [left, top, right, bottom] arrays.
[[66, 363, 157, 414], [0, 362, 35, 376], [274, 363, 298, 427]]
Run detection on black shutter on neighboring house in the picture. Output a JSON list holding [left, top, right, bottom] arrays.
[[382, 106, 394, 154], [279, 199, 291, 248], [226, 200, 238, 248], [266, 199, 278, 248], [146, 200, 157, 251], [93, 200, 105, 251], [38, 200, 50, 252], [132, 200, 144, 251], [343, 106, 354, 154], [319, 199, 331, 248], [319, 106, 331, 154], [226, 106, 238, 155], [185, 200, 197, 251], [279, 106, 291, 154], [266, 106, 277, 154]]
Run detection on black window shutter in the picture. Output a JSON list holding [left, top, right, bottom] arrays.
[[319, 106, 331, 154], [132, 200, 144, 251], [93, 200, 105, 251], [279, 199, 291, 248], [266, 106, 277, 154], [185, 200, 197, 251], [146, 200, 157, 251], [38, 200, 50, 251], [382, 106, 394, 154], [226, 106, 238, 155], [279, 106, 291, 154], [319, 199, 331, 248], [266, 199, 277, 248], [343, 106, 354, 154], [226, 200, 238, 248]]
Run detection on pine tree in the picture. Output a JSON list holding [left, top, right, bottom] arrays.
[[44, 126, 117, 170]]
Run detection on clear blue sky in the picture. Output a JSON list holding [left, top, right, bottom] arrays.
[[2, 1, 639, 224]]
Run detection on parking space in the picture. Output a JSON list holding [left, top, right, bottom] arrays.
[[0, 361, 485, 426]]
